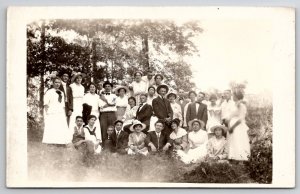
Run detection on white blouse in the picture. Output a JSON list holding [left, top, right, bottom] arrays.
[[83, 93, 100, 112], [44, 88, 65, 114], [70, 83, 84, 98], [132, 81, 147, 95], [116, 96, 128, 107], [188, 130, 208, 148]]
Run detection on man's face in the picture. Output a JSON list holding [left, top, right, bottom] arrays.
[[140, 95, 147, 104], [115, 122, 123, 131], [178, 89, 185, 98], [155, 123, 164, 133], [62, 74, 69, 82], [135, 73, 142, 82], [189, 93, 196, 101], [104, 84, 112, 92], [107, 127, 114, 136], [98, 82, 104, 90], [147, 73, 154, 80], [158, 88, 167, 96], [224, 91, 231, 100], [75, 118, 83, 127], [198, 93, 205, 102]]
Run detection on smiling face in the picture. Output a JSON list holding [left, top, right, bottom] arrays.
[[115, 122, 123, 131], [158, 88, 167, 97], [171, 122, 178, 130], [128, 98, 136, 107], [134, 124, 143, 133], [104, 84, 112, 92], [155, 122, 164, 133], [89, 84, 96, 94], [88, 117, 96, 126]]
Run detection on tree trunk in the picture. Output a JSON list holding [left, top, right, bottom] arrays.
[[39, 21, 46, 118], [92, 40, 97, 82], [141, 34, 150, 70]]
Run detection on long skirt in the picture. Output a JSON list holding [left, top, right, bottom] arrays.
[[116, 107, 127, 121], [227, 118, 250, 161], [176, 144, 207, 164], [69, 97, 83, 131], [43, 110, 72, 144]]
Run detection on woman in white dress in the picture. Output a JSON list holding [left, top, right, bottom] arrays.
[[122, 97, 139, 133], [130, 71, 147, 105], [127, 120, 148, 156], [206, 94, 222, 138], [227, 89, 250, 161], [115, 85, 129, 120], [207, 123, 228, 162], [169, 118, 189, 157], [167, 92, 183, 126], [82, 83, 102, 141], [152, 74, 164, 93], [177, 119, 208, 164], [69, 73, 85, 130], [43, 78, 72, 144], [83, 115, 102, 154]]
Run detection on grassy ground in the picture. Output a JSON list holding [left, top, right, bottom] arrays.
[[27, 105, 272, 183]]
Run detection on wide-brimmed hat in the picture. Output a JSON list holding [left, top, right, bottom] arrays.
[[114, 85, 129, 94], [103, 81, 113, 88], [167, 91, 177, 99], [210, 124, 227, 136], [71, 72, 86, 83], [157, 84, 169, 93], [188, 119, 205, 130], [130, 120, 147, 132]]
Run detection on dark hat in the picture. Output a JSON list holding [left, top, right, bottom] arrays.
[[87, 114, 97, 121], [148, 86, 156, 92], [114, 120, 124, 125], [103, 81, 113, 88], [171, 118, 181, 126], [157, 84, 169, 93]]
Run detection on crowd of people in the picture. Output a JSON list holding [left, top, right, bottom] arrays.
[[42, 70, 250, 165]]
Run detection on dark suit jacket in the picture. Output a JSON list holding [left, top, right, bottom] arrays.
[[186, 102, 208, 127], [111, 130, 129, 154], [145, 131, 172, 151], [152, 96, 173, 120], [136, 103, 153, 127], [59, 83, 73, 114]]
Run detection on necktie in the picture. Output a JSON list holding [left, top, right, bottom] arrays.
[[157, 133, 160, 150], [137, 103, 143, 112], [56, 90, 62, 103], [105, 93, 110, 95]]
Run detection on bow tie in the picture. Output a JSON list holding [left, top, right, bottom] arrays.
[[105, 93, 110, 95]]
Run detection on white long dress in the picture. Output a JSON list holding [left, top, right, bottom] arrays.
[[227, 101, 250, 161], [43, 88, 72, 144], [69, 83, 85, 130], [206, 103, 222, 134], [82, 92, 102, 141], [177, 129, 208, 164]]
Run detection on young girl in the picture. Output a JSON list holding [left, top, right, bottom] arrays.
[[206, 123, 228, 162], [83, 115, 102, 154], [127, 120, 148, 156]]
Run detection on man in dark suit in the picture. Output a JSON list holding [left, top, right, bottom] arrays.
[[152, 84, 173, 135], [59, 71, 73, 126], [145, 119, 172, 153], [136, 93, 153, 134], [186, 91, 208, 130], [110, 120, 129, 154]]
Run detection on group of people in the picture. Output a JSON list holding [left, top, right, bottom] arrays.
[[42, 70, 250, 164]]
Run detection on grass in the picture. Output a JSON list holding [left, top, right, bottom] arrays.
[[27, 105, 273, 184]]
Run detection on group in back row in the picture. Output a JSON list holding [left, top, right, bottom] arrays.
[[42, 70, 250, 164]]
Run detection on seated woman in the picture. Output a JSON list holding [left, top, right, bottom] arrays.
[[169, 118, 189, 155], [83, 115, 102, 154], [122, 97, 139, 133], [127, 120, 148, 156], [177, 119, 208, 164], [206, 123, 228, 162]]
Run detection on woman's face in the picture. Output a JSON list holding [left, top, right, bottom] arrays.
[[155, 76, 162, 85], [210, 98, 217, 105], [192, 122, 201, 132], [128, 99, 136, 107], [134, 125, 142, 133], [75, 76, 82, 84], [135, 73, 142, 82], [168, 95, 176, 103], [119, 89, 126, 97], [88, 118, 96, 126], [89, 85, 96, 93], [53, 79, 61, 89], [214, 128, 223, 137], [171, 122, 178, 130], [148, 88, 155, 95]]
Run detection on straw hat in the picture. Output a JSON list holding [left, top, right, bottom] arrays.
[[167, 91, 177, 99], [130, 120, 147, 132], [210, 124, 227, 136], [114, 85, 129, 94], [188, 119, 205, 131], [71, 72, 86, 83]]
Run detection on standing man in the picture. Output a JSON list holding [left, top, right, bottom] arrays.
[[59, 70, 73, 126], [99, 81, 117, 141], [136, 93, 153, 134], [152, 84, 173, 135], [196, 92, 208, 127], [220, 89, 236, 127], [176, 89, 190, 126]]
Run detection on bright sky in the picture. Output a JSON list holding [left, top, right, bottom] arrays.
[[188, 19, 273, 94]]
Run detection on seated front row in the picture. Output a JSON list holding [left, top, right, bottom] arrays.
[[72, 116, 229, 163]]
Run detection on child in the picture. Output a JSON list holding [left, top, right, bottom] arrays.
[[206, 123, 228, 162], [83, 115, 102, 154], [102, 125, 115, 152], [72, 116, 86, 152], [127, 120, 148, 156]]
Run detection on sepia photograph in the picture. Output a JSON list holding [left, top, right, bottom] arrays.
[[6, 7, 295, 187]]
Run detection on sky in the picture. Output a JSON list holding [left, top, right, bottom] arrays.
[[187, 19, 273, 95]]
